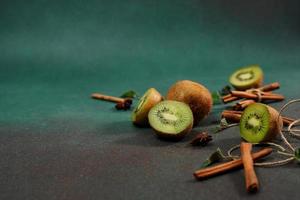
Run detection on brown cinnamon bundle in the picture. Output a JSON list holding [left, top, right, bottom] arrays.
[[222, 82, 284, 104]]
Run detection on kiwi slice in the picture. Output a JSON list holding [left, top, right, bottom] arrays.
[[229, 65, 263, 90], [148, 100, 193, 140], [240, 103, 283, 143], [132, 88, 163, 126]]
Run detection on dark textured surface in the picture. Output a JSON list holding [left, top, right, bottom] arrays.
[[1, 1, 300, 199]]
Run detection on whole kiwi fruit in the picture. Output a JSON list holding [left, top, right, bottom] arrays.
[[166, 80, 212, 126]]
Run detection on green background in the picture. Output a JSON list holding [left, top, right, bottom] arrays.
[[1, 0, 300, 199]]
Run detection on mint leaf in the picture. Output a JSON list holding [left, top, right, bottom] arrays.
[[120, 90, 137, 99], [212, 91, 222, 105], [214, 118, 229, 133], [201, 148, 227, 168], [219, 85, 232, 96]]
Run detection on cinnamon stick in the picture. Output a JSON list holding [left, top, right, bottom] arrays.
[[223, 92, 283, 104], [257, 82, 280, 92], [240, 142, 259, 193], [91, 93, 133, 110], [91, 93, 126, 103], [193, 148, 272, 180], [221, 110, 242, 123], [222, 110, 243, 115], [222, 94, 232, 99], [230, 91, 285, 101], [282, 116, 296, 126], [260, 95, 285, 101], [233, 99, 255, 110], [223, 96, 239, 103], [221, 112, 241, 123], [239, 99, 256, 105]]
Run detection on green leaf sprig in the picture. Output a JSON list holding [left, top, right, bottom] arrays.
[[211, 91, 222, 105], [120, 90, 138, 99], [214, 118, 229, 133], [201, 148, 230, 168]]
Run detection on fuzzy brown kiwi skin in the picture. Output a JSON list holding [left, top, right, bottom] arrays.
[[262, 105, 283, 142], [166, 80, 213, 126], [153, 122, 193, 141], [132, 88, 163, 127]]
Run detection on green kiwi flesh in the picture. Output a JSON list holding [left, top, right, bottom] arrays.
[[229, 65, 263, 90], [240, 103, 283, 143], [133, 91, 148, 114], [148, 100, 193, 139]]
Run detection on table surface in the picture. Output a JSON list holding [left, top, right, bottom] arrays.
[[1, 1, 300, 199]]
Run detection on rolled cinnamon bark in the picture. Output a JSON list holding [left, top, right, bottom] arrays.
[[194, 148, 272, 180], [240, 142, 259, 193]]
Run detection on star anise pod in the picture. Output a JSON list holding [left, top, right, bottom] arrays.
[[115, 98, 132, 110], [190, 132, 212, 146], [219, 85, 232, 96]]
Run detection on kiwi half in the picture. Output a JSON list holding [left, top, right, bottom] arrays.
[[240, 103, 283, 143], [132, 88, 163, 126], [166, 80, 212, 126], [229, 65, 263, 90], [148, 100, 193, 140]]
